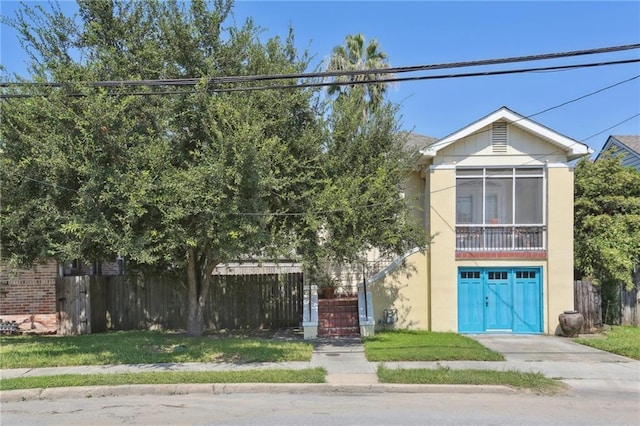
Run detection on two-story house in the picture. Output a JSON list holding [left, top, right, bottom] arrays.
[[358, 107, 593, 336]]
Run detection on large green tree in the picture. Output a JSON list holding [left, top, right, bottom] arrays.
[[574, 153, 640, 295], [1, 0, 323, 335], [1, 1, 426, 335]]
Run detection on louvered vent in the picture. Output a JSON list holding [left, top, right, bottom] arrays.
[[492, 122, 507, 152]]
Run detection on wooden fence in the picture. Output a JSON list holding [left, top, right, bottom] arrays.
[[57, 272, 303, 334], [574, 280, 639, 333]]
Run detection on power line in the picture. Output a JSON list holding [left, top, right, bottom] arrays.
[[2, 43, 638, 89], [526, 75, 640, 120], [2, 58, 639, 99], [581, 113, 640, 142]]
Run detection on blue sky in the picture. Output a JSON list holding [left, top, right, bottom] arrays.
[[2, 1, 639, 153]]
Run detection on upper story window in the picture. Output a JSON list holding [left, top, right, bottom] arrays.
[[455, 168, 545, 251], [456, 168, 544, 226]]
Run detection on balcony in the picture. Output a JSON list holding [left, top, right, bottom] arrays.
[[456, 226, 545, 251]]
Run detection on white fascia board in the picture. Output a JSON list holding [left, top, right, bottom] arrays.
[[419, 107, 594, 160]]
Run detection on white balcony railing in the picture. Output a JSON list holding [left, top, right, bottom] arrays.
[[456, 226, 545, 251]]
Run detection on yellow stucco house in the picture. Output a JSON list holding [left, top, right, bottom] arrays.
[[362, 106, 593, 336]]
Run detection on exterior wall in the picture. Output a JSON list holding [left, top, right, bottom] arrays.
[[391, 126, 579, 335], [371, 250, 429, 330], [404, 169, 426, 227], [0, 260, 58, 316], [0, 260, 58, 331], [434, 124, 567, 166], [545, 165, 576, 334], [427, 165, 458, 332], [601, 139, 640, 171]]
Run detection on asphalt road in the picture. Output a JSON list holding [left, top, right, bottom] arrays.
[[2, 391, 639, 426]]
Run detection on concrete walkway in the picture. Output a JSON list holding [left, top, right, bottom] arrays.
[[310, 338, 378, 385], [1, 334, 639, 401]]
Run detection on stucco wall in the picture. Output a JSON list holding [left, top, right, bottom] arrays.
[[545, 165, 576, 334], [427, 166, 458, 332], [370, 250, 429, 330]]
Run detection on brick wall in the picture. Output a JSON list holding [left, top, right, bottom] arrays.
[[0, 260, 58, 316], [455, 250, 548, 260]]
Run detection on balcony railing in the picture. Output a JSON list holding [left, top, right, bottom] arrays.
[[456, 226, 545, 251]]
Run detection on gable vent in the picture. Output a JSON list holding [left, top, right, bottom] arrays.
[[492, 122, 508, 152]]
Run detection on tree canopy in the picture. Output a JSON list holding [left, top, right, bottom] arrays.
[[574, 153, 640, 291], [1, 0, 426, 335]]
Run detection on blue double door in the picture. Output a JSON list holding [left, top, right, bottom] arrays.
[[458, 268, 542, 333]]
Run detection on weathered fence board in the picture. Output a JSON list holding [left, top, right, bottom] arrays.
[[574, 280, 602, 333], [574, 279, 639, 332], [620, 284, 639, 326], [57, 272, 303, 334], [56, 276, 91, 335]]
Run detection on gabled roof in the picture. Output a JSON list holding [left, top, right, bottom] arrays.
[[420, 106, 593, 161], [595, 135, 640, 169], [601, 135, 640, 156]]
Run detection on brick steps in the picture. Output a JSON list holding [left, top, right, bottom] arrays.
[[318, 297, 360, 338]]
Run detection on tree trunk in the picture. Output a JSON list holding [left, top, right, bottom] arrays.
[[186, 248, 215, 336]]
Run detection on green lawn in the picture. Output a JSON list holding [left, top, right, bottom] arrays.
[[0, 368, 326, 391], [0, 330, 314, 369], [377, 365, 565, 394], [574, 326, 640, 360], [364, 330, 504, 362]]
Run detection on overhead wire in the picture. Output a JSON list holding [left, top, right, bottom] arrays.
[[2, 59, 639, 99], [1, 58, 639, 99], [2, 42, 639, 89], [581, 113, 640, 142]]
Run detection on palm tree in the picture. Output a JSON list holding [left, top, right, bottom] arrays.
[[326, 33, 393, 112]]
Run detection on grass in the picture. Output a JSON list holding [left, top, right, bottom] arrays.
[[0, 368, 326, 391], [0, 330, 314, 369], [574, 326, 640, 360], [377, 365, 566, 394], [364, 330, 504, 362]]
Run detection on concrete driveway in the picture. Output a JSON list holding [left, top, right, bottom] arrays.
[[470, 334, 632, 362], [469, 334, 640, 398]]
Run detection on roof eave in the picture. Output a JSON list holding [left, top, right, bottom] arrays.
[[419, 106, 593, 161]]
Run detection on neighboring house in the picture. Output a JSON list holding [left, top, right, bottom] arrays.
[[337, 107, 592, 337], [1, 260, 59, 333], [595, 135, 640, 171], [0, 259, 123, 333]]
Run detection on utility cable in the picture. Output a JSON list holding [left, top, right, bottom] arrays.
[[2, 43, 638, 88], [2, 58, 639, 99], [580, 113, 640, 142]]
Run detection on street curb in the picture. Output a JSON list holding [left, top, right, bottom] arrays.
[[0, 383, 516, 402]]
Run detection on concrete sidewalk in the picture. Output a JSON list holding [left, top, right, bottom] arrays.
[[1, 334, 639, 401]]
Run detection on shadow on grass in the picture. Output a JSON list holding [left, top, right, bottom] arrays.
[[0, 330, 314, 368]]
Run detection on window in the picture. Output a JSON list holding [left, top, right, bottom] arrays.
[[455, 168, 546, 250], [488, 271, 508, 280], [461, 271, 480, 279], [455, 168, 544, 226]]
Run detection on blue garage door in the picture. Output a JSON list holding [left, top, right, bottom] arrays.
[[458, 268, 542, 333]]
